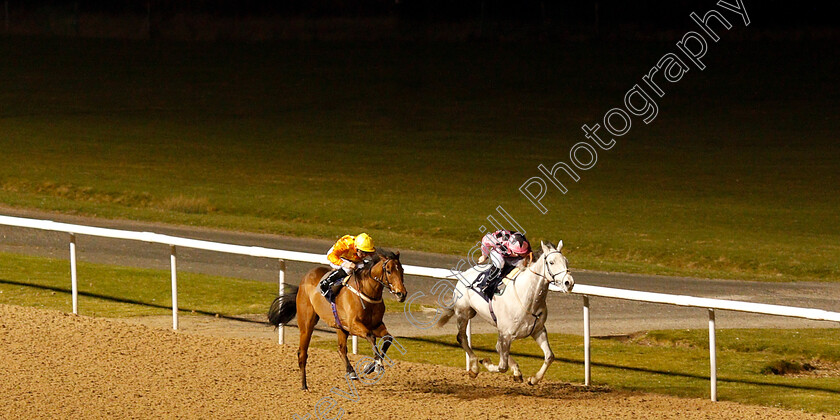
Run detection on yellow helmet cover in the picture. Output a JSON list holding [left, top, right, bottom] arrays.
[[354, 233, 375, 253]]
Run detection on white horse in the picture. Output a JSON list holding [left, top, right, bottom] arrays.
[[437, 240, 574, 385]]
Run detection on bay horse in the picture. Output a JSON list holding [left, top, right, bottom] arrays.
[[437, 240, 574, 385], [268, 250, 407, 390]]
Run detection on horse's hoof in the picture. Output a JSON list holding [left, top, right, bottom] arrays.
[[363, 361, 382, 375], [301, 386, 309, 391], [527, 377, 537, 386], [468, 370, 479, 379], [513, 375, 523, 383], [347, 371, 359, 381]]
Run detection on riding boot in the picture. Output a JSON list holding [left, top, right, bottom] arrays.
[[481, 267, 502, 298], [330, 280, 344, 296], [320, 269, 347, 297], [319, 277, 332, 296]]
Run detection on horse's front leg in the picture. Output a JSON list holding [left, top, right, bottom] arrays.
[[345, 319, 387, 375], [361, 323, 395, 375], [481, 334, 512, 373], [336, 328, 358, 380], [528, 326, 554, 386]]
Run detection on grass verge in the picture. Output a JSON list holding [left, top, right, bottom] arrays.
[[0, 38, 837, 282], [0, 252, 405, 317]]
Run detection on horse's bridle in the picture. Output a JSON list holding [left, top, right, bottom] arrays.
[[529, 251, 571, 288], [371, 258, 399, 296], [345, 259, 395, 306]]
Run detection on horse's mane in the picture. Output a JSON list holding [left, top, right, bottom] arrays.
[[359, 249, 399, 275], [525, 244, 566, 269], [517, 250, 538, 269], [376, 249, 399, 260], [521, 246, 559, 269]]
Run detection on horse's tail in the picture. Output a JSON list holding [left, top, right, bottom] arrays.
[[268, 289, 298, 327], [435, 307, 456, 327]]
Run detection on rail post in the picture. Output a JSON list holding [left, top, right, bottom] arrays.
[[584, 295, 591, 386], [170, 245, 178, 330], [278, 259, 286, 345], [69, 233, 78, 315], [709, 308, 717, 401], [465, 319, 472, 370]]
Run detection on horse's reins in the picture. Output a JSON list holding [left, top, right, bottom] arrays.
[[505, 250, 569, 335], [332, 259, 393, 331], [343, 258, 396, 305]]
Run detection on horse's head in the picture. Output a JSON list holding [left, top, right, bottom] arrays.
[[369, 250, 407, 302], [538, 240, 574, 293]]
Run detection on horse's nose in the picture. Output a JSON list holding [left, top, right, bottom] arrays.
[[396, 292, 406, 303], [564, 275, 575, 291]]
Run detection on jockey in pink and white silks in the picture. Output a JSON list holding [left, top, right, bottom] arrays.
[[478, 230, 533, 269], [474, 230, 533, 297]]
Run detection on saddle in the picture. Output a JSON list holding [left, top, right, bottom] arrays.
[[472, 265, 521, 301]]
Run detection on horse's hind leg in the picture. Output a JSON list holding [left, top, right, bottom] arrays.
[[297, 305, 320, 391], [528, 326, 554, 386], [336, 329, 358, 380], [481, 334, 512, 374], [455, 308, 480, 378]]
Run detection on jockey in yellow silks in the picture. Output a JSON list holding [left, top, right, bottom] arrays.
[[319, 233, 376, 296]]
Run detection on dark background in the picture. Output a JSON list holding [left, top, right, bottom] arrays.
[[1, 1, 830, 23], [1, 1, 836, 41]]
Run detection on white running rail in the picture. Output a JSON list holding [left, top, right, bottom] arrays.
[[0, 214, 448, 347], [571, 284, 840, 401], [2, 214, 839, 402]]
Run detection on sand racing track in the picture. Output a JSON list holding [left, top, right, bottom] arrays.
[[0, 304, 836, 420]]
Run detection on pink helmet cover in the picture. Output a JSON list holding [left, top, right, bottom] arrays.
[[507, 233, 530, 255]]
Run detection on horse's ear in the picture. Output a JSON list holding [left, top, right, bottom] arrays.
[[557, 240, 563, 251], [394, 250, 400, 259], [540, 240, 551, 253]]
